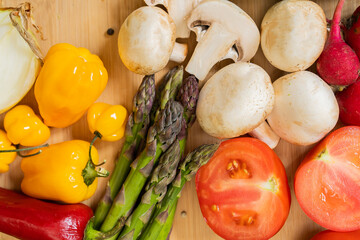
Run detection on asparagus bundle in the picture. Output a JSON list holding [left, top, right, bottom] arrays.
[[93, 75, 155, 229], [138, 143, 219, 240], [100, 100, 184, 237], [93, 66, 184, 229], [118, 75, 199, 240], [118, 139, 182, 240]]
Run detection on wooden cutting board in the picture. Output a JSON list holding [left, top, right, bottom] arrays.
[[0, 0, 358, 239]]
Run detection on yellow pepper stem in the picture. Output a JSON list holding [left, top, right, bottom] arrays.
[[0, 143, 49, 158], [82, 131, 109, 186]]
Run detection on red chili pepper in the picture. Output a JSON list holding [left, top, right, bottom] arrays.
[[0, 187, 93, 240]]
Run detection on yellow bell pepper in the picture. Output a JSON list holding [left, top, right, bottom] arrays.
[[34, 43, 108, 128], [21, 140, 108, 204], [87, 102, 128, 141], [0, 130, 17, 173], [4, 105, 50, 147]]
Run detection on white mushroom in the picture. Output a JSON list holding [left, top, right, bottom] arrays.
[[144, 0, 203, 39], [267, 71, 339, 146], [261, 0, 327, 72], [118, 6, 188, 75], [185, 0, 260, 81], [196, 62, 280, 148]]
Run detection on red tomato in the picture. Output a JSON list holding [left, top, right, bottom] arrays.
[[295, 126, 360, 232], [311, 229, 360, 240], [195, 138, 291, 240]]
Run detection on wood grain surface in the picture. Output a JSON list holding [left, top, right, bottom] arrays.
[[0, 0, 358, 239]]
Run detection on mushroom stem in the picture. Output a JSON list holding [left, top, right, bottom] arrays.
[[185, 22, 236, 81], [170, 42, 188, 63], [249, 121, 280, 149]]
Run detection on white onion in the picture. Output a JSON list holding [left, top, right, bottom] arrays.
[[0, 3, 42, 114]]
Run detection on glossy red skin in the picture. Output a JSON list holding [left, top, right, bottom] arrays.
[[337, 80, 360, 126], [0, 187, 93, 240], [345, 6, 360, 59], [196, 138, 291, 240], [311, 229, 360, 240], [295, 126, 360, 231]]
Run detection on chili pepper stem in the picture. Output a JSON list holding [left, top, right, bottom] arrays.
[[0, 143, 49, 158], [82, 131, 109, 186], [84, 216, 126, 240]]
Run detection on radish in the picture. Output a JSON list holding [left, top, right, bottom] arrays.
[[317, 0, 360, 87], [344, 6, 360, 58], [336, 81, 360, 126]]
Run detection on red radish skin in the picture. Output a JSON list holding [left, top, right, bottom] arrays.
[[317, 0, 360, 86], [336, 80, 360, 125], [345, 6, 360, 58]]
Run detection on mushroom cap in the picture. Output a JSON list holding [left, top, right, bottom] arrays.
[[118, 6, 176, 75], [267, 71, 339, 146], [261, 0, 327, 72], [196, 62, 274, 139], [187, 0, 260, 62]]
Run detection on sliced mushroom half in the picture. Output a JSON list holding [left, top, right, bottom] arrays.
[[144, 0, 203, 39], [186, 0, 260, 81]]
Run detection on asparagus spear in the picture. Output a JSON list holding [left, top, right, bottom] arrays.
[[92, 75, 155, 229], [118, 139, 181, 240], [176, 75, 199, 155], [138, 143, 219, 240], [157, 199, 178, 240], [151, 66, 184, 124], [177, 75, 199, 127], [100, 100, 184, 237]]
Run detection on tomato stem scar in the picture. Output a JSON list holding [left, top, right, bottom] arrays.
[[316, 149, 332, 162]]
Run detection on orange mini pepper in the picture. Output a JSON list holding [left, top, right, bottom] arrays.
[[0, 130, 17, 173], [4, 105, 50, 147], [87, 102, 128, 142], [34, 43, 108, 128], [21, 140, 108, 203]]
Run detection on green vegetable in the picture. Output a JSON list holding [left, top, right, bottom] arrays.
[[176, 75, 199, 154], [100, 100, 184, 238], [176, 75, 199, 126], [157, 199, 178, 240], [84, 217, 126, 240], [118, 139, 181, 240], [151, 66, 184, 124], [118, 75, 199, 239], [92, 75, 155, 229], [138, 143, 219, 240]]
